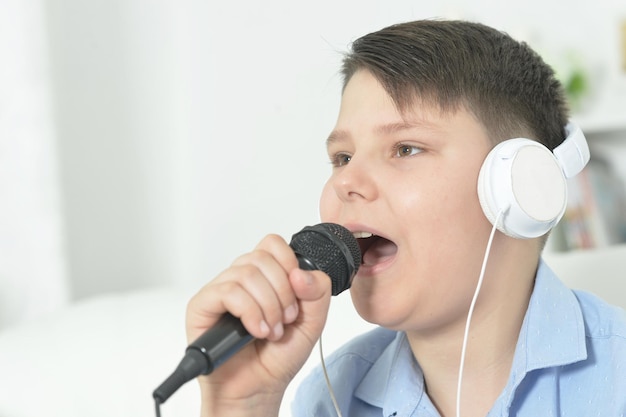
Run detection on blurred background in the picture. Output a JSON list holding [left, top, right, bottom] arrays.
[[2, 0, 626, 329], [2, 1, 626, 416]]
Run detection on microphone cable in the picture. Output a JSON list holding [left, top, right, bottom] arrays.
[[319, 332, 343, 417], [154, 396, 162, 417]]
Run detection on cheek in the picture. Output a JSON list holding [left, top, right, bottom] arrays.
[[418, 169, 487, 232], [318, 180, 337, 222], [445, 180, 493, 241]]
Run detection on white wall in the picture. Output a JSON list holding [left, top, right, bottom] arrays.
[[39, 0, 626, 301], [43, 1, 181, 299], [0, 1, 68, 328]]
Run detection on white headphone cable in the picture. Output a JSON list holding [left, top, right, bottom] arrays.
[[456, 210, 504, 417]]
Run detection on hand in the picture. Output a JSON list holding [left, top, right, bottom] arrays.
[[186, 234, 332, 417]]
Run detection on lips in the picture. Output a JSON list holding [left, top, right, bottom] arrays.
[[353, 232, 398, 268]]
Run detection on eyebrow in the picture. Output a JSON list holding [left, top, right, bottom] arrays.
[[326, 121, 439, 148], [326, 129, 350, 147]]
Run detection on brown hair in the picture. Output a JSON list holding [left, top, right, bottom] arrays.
[[341, 19, 569, 150]]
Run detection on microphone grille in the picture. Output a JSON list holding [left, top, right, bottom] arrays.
[[290, 223, 361, 295]]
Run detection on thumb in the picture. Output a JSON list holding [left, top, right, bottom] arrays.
[[288, 268, 332, 336], [290, 268, 332, 302]]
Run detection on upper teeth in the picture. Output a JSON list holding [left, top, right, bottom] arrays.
[[353, 231, 373, 239]]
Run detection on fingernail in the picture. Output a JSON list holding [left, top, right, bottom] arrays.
[[259, 320, 270, 336], [273, 322, 284, 339], [303, 270, 314, 285], [284, 303, 299, 323]]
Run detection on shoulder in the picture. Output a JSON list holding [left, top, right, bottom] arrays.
[[291, 327, 398, 416], [573, 289, 626, 340], [535, 259, 626, 343], [300, 326, 397, 387], [559, 291, 626, 413]]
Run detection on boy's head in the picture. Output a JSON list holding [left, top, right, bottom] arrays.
[[340, 19, 570, 152], [319, 19, 588, 333]]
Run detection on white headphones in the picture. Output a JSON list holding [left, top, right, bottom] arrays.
[[477, 121, 590, 239]]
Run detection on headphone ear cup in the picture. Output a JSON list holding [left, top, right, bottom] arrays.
[[478, 139, 568, 239], [477, 153, 501, 232]]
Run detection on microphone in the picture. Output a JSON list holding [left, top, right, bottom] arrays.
[[152, 223, 361, 404]]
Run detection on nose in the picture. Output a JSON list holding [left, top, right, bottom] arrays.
[[331, 156, 378, 203]]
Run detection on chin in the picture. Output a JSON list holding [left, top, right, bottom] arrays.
[[349, 286, 407, 329]]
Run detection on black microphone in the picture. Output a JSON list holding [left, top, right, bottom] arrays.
[[152, 223, 361, 405]]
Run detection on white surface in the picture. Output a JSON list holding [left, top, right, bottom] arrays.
[[0, 285, 373, 417], [0, 246, 624, 417], [0, 287, 200, 417]]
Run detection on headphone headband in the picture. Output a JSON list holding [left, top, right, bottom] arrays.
[[553, 122, 590, 178]]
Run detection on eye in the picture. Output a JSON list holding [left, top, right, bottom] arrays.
[[329, 152, 352, 168], [395, 144, 422, 158]]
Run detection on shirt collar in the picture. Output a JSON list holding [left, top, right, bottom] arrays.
[[354, 331, 429, 416], [509, 258, 587, 378], [352, 259, 588, 412]]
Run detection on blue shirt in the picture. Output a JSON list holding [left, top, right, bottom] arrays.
[[292, 260, 626, 416]]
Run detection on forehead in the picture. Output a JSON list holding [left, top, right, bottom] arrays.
[[338, 72, 433, 119], [330, 70, 477, 145]]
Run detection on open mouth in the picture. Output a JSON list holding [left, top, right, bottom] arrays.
[[353, 232, 398, 267]]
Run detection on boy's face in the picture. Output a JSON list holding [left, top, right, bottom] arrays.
[[319, 70, 497, 332]]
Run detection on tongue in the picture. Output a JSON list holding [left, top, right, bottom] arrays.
[[362, 238, 398, 266]]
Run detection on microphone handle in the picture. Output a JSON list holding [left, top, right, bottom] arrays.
[[187, 312, 254, 374], [153, 254, 315, 403]]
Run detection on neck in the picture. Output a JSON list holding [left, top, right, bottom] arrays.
[[407, 238, 538, 417]]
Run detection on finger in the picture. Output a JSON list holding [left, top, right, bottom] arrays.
[[225, 262, 289, 340], [253, 234, 299, 272], [186, 276, 275, 344], [237, 234, 300, 323], [187, 234, 302, 346]]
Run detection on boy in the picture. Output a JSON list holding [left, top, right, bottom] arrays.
[[186, 19, 626, 416]]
